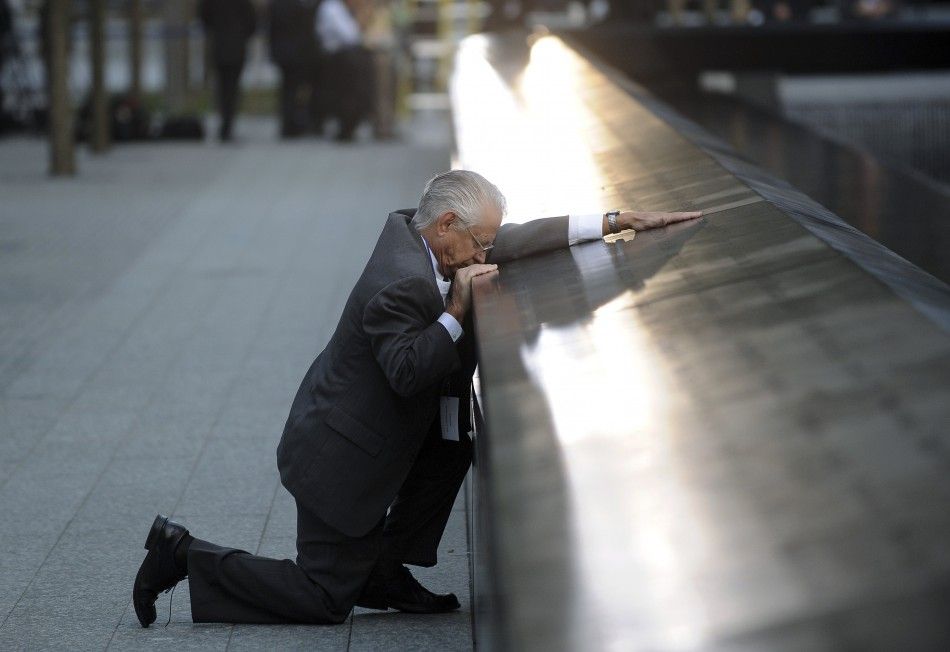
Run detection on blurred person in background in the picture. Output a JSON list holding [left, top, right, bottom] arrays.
[[269, 0, 318, 138], [848, 0, 898, 19], [317, 0, 375, 142], [199, 0, 257, 142], [308, 0, 328, 137], [702, 0, 753, 23], [363, 0, 399, 140], [761, 0, 811, 21], [485, 0, 537, 29]]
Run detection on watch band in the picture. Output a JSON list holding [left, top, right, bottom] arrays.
[[606, 210, 621, 234]]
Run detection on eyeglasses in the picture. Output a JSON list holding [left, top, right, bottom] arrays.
[[464, 224, 495, 252]]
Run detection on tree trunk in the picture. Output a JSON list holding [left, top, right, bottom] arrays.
[[164, 0, 190, 113], [90, 0, 110, 152], [48, 0, 76, 176], [129, 0, 143, 97]]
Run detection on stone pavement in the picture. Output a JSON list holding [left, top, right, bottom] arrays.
[[0, 117, 473, 650]]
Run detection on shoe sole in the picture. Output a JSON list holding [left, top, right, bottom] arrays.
[[388, 600, 461, 614], [354, 599, 388, 611], [354, 598, 458, 613], [135, 515, 167, 628]]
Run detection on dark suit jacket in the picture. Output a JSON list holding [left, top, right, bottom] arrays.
[[267, 0, 317, 67], [276, 208, 571, 537], [199, 0, 257, 66]]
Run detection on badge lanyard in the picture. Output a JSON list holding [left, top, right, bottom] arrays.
[[422, 237, 461, 440]]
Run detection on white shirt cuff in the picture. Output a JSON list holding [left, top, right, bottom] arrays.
[[568, 212, 604, 245], [437, 311, 464, 342]]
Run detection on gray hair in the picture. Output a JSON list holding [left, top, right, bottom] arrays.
[[412, 170, 507, 232]]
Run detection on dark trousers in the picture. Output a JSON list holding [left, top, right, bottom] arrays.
[[214, 62, 244, 140], [383, 426, 473, 567], [278, 63, 308, 137], [324, 46, 375, 140], [308, 54, 328, 134], [187, 426, 473, 624]]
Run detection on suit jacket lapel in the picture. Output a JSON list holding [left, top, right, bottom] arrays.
[[389, 209, 443, 310]]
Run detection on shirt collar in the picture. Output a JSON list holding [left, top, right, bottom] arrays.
[[422, 236, 450, 284]]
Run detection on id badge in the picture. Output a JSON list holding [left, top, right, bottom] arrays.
[[439, 396, 460, 441]]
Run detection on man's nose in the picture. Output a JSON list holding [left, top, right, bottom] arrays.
[[474, 251, 487, 264]]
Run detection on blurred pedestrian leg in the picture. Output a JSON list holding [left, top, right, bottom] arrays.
[[308, 50, 328, 135], [214, 63, 242, 141], [318, 0, 374, 142], [269, 0, 316, 138], [372, 50, 395, 140], [199, 0, 257, 141], [326, 45, 374, 142], [365, 0, 398, 140]]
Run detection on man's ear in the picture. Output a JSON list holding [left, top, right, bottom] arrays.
[[436, 211, 456, 236]]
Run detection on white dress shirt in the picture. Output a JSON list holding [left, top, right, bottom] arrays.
[[317, 0, 361, 54], [569, 212, 608, 245], [425, 212, 604, 342]]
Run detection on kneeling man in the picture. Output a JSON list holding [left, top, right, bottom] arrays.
[[132, 170, 700, 626]]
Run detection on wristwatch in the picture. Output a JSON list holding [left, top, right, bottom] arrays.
[[605, 210, 621, 234]]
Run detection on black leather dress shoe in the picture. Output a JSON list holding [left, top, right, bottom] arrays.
[[132, 514, 189, 628], [356, 565, 460, 614]]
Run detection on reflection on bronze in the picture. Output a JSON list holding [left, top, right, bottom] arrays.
[[452, 32, 950, 652], [602, 229, 636, 243]]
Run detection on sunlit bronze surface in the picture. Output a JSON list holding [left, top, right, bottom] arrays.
[[452, 34, 950, 651]]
